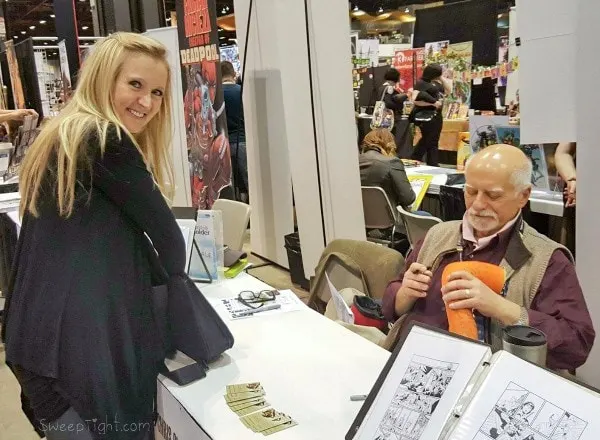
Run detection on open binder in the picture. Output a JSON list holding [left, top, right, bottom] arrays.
[[347, 322, 600, 440]]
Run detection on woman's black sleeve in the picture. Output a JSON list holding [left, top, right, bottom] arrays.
[[90, 129, 186, 276], [414, 81, 438, 103]]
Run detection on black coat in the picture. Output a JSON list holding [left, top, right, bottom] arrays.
[[2, 126, 186, 439]]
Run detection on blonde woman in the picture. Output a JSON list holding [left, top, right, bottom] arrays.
[[359, 128, 416, 209], [2, 33, 185, 439]]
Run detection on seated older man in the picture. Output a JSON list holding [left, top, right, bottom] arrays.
[[382, 144, 594, 371]]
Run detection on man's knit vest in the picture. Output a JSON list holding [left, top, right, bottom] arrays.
[[415, 219, 573, 351]]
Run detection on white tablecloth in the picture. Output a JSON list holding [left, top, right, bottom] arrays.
[[156, 273, 390, 440]]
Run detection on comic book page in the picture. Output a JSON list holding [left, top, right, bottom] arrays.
[[351, 325, 491, 440], [448, 351, 600, 440]]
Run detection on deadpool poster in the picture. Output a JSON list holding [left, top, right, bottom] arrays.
[[176, 0, 231, 208]]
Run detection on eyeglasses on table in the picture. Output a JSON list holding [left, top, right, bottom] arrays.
[[237, 289, 280, 309]]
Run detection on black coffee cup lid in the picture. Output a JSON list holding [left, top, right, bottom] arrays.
[[503, 325, 547, 347]]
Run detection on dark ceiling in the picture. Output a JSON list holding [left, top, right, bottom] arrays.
[[4, 0, 236, 41], [2, 0, 510, 50]]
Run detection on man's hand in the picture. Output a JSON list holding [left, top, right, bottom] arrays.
[[395, 263, 432, 316], [434, 101, 443, 110], [441, 271, 521, 325]]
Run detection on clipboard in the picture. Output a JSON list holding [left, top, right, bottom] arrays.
[[345, 322, 489, 440]]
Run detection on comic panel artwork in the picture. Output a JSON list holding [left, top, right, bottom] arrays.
[[372, 355, 458, 440], [176, 0, 232, 209], [475, 382, 587, 440]]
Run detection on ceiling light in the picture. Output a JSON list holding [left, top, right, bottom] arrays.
[[165, 17, 171, 22], [44, 42, 48, 45], [378, 6, 384, 14], [21, 31, 26, 34], [82, 26, 89, 30], [353, 5, 359, 11], [405, 7, 410, 13], [13, 36, 18, 39], [30, 26, 36, 30], [40, 20, 46, 24], [218, 28, 223, 32], [50, 14, 55, 18]]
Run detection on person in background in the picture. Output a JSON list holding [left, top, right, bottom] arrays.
[[411, 64, 452, 166], [383, 145, 594, 372], [359, 128, 415, 210], [555, 142, 576, 258], [0, 108, 38, 123], [2, 32, 186, 439], [221, 60, 248, 200], [378, 68, 413, 158]]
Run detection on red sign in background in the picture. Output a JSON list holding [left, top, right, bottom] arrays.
[[392, 48, 425, 90]]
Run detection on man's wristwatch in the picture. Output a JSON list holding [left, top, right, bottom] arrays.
[[514, 307, 529, 326]]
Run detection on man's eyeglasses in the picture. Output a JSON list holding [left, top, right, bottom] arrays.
[[237, 290, 280, 309]]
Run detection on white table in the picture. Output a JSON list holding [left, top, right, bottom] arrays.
[[156, 273, 390, 440], [406, 165, 564, 217]]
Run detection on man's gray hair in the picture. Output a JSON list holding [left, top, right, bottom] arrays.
[[511, 159, 533, 190]]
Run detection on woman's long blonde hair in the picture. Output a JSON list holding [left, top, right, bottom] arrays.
[[20, 32, 174, 218], [362, 129, 397, 156]]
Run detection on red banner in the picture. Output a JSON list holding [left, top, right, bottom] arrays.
[[392, 48, 425, 90], [177, 0, 231, 209]]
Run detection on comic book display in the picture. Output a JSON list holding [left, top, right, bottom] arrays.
[[347, 324, 600, 440], [176, 0, 232, 209]]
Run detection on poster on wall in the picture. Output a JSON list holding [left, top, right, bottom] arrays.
[[220, 44, 241, 78], [393, 48, 425, 90], [5, 40, 25, 109], [446, 42, 473, 106], [469, 115, 509, 152], [424, 40, 449, 60], [176, 0, 232, 209]]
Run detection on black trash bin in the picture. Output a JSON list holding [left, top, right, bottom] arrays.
[[284, 232, 310, 291]]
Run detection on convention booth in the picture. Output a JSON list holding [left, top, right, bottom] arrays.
[[2, 0, 600, 439]]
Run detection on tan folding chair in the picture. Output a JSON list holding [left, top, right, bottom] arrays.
[[396, 205, 442, 248], [361, 186, 404, 249], [212, 199, 251, 251]]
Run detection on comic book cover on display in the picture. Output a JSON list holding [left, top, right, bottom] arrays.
[[176, 0, 231, 208]]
